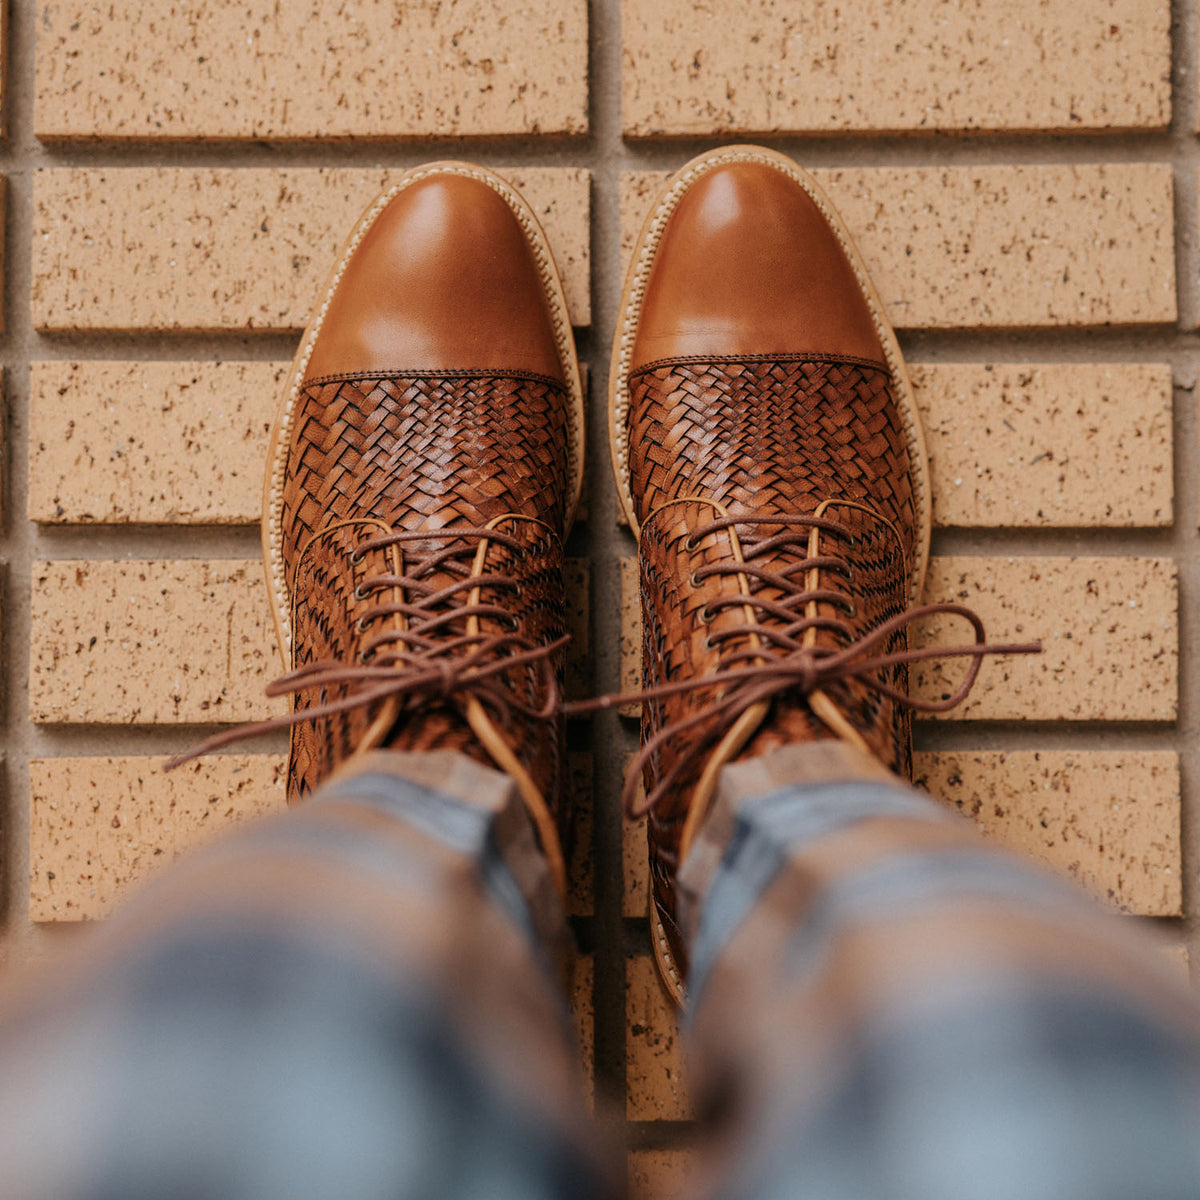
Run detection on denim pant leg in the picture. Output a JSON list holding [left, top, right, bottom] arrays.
[[0, 750, 607, 1200], [678, 744, 1200, 1200]]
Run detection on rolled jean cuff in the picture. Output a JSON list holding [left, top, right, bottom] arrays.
[[682, 777, 957, 1005]]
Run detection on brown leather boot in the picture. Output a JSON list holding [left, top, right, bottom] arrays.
[[609, 146, 1030, 1002], [180, 163, 583, 895]]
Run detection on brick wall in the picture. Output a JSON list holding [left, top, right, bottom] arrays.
[[5, 0, 1196, 1192]]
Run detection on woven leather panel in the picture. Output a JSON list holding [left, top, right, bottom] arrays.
[[283, 371, 571, 812], [628, 355, 915, 548], [628, 356, 918, 974], [282, 370, 571, 577]]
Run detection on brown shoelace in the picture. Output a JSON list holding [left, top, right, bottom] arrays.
[[564, 513, 1041, 818], [166, 526, 568, 769]]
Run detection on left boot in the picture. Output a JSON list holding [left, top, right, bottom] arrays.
[[177, 163, 584, 896]]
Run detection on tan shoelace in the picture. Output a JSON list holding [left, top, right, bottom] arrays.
[[566, 512, 1041, 819], [166, 525, 567, 769]]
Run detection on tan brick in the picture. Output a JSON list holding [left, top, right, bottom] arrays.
[[621, 165, 1175, 329], [29, 361, 283, 525], [915, 751, 1180, 916], [914, 363, 1174, 527], [623, 0, 1169, 137], [30, 560, 284, 725], [629, 1149, 698, 1200], [571, 952, 595, 1104], [915, 557, 1177, 721], [567, 752, 594, 919], [37, 0, 587, 140], [619, 556, 642, 716], [624, 807, 650, 919], [626, 953, 692, 1120], [564, 558, 591, 703], [34, 167, 590, 332], [29, 754, 286, 921], [619, 555, 1177, 722]]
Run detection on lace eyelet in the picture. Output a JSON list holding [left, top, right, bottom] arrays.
[[354, 583, 370, 600], [689, 571, 702, 588], [349, 550, 363, 565], [703, 636, 715, 651], [683, 535, 697, 552], [355, 616, 370, 633], [699, 605, 714, 624], [504, 615, 521, 632]]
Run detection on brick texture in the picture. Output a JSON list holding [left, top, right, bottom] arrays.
[[33, 167, 590, 332], [29, 754, 286, 921], [626, 953, 692, 1120], [622, 0, 1170, 137], [914, 363, 1174, 528], [30, 560, 284, 725], [37, 0, 587, 140], [915, 556, 1177, 721], [29, 361, 284, 525], [914, 751, 1181, 916], [618, 556, 1178, 722], [29, 750, 596, 924], [621, 166, 1176, 329]]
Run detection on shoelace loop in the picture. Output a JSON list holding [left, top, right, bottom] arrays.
[[564, 513, 1041, 819], [166, 525, 567, 769]]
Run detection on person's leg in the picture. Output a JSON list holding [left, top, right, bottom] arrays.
[[0, 163, 600, 1199], [0, 750, 607, 1200], [679, 741, 1200, 1200]]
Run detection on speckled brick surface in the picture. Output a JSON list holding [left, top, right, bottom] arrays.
[[915, 751, 1181, 915], [623, 751, 1180, 918], [37, 0, 587, 140], [29, 755, 286, 921], [29, 361, 283, 525], [626, 954, 692, 1120], [621, 166, 1176, 328], [33, 167, 591, 331], [30, 560, 284, 725], [915, 556, 1178, 721], [914, 363, 1174, 527], [623, 0, 1170, 137]]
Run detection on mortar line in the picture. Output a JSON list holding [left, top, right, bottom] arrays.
[[1167, 0, 1199, 970], [583, 0, 638, 1135], [16, 129, 1192, 170], [2, 0, 43, 968]]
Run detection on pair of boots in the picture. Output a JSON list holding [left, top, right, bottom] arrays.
[[187, 145, 1026, 1002]]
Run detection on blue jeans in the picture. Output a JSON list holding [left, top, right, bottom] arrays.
[[1, 746, 1197, 1199]]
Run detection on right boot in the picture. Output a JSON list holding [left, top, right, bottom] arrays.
[[608, 146, 1036, 1002]]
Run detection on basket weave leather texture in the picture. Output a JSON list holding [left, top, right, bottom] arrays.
[[628, 354, 917, 975], [281, 369, 572, 821]]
